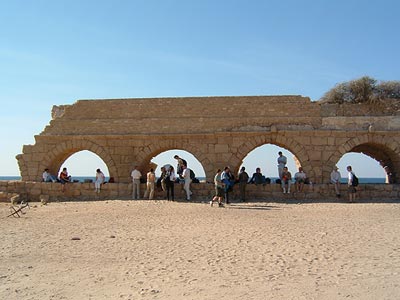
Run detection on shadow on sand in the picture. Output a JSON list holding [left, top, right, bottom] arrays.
[[225, 203, 282, 211]]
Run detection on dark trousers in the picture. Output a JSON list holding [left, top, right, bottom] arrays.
[[166, 181, 174, 200], [224, 185, 231, 204], [239, 182, 247, 201], [224, 180, 234, 204]]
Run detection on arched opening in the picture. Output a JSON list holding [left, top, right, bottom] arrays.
[[58, 150, 110, 182], [337, 143, 396, 183], [239, 144, 301, 181], [350, 143, 397, 183], [149, 149, 206, 181]]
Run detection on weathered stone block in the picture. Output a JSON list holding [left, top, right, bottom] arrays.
[[214, 144, 229, 154], [40, 194, 49, 205], [30, 188, 42, 196]]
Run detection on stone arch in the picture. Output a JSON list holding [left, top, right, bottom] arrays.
[[325, 134, 400, 183], [234, 134, 314, 181], [38, 140, 119, 182], [134, 139, 212, 179]]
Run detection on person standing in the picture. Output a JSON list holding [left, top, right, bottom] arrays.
[[159, 166, 167, 192], [330, 166, 341, 198], [131, 166, 142, 200], [211, 169, 224, 207], [221, 166, 234, 204], [347, 165, 357, 203], [238, 166, 249, 202], [165, 166, 176, 201], [281, 166, 292, 194], [182, 165, 192, 201], [277, 151, 287, 180], [144, 168, 156, 200], [94, 168, 105, 193]]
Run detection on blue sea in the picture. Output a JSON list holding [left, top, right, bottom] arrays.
[[0, 176, 387, 183], [0, 176, 107, 182]]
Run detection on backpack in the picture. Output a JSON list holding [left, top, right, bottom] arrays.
[[352, 173, 359, 186], [190, 169, 196, 180]]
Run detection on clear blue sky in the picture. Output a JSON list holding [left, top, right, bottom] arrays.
[[1, 0, 399, 177]]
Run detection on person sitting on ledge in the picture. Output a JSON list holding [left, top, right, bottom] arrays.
[[281, 167, 292, 194], [95, 168, 105, 193], [59, 167, 71, 192], [42, 168, 57, 182], [250, 167, 267, 185], [294, 167, 307, 192]]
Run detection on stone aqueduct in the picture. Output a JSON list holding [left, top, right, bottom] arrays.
[[17, 96, 400, 184]]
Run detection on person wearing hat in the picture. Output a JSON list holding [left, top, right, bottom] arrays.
[[330, 166, 341, 198]]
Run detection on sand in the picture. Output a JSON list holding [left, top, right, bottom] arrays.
[[1, 199, 400, 300]]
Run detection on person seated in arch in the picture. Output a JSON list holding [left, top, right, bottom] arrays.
[[249, 167, 267, 185], [59, 167, 71, 192], [294, 167, 307, 192], [281, 167, 292, 194], [42, 168, 57, 182]]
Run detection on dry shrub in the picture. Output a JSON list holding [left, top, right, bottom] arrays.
[[319, 76, 400, 106]]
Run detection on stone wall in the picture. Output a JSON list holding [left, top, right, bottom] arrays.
[[16, 96, 400, 193], [1, 181, 399, 203], [43, 96, 321, 135]]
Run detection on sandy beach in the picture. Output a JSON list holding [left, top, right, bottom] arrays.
[[1, 199, 400, 300]]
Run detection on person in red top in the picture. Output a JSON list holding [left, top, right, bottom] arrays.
[[59, 167, 71, 192], [281, 167, 292, 194]]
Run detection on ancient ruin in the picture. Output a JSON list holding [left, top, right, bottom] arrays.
[[16, 95, 400, 185]]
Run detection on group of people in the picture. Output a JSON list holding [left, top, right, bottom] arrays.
[[131, 155, 194, 201], [42, 167, 106, 193], [44, 151, 359, 203], [209, 161, 302, 207], [238, 152, 308, 194], [330, 165, 359, 203], [277, 151, 307, 194], [42, 167, 73, 192], [277, 152, 360, 202], [210, 151, 360, 206]]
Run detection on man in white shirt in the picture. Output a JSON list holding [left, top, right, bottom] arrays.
[[42, 168, 56, 182], [131, 166, 142, 200], [347, 165, 357, 203], [294, 167, 307, 192], [277, 151, 287, 180], [182, 165, 192, 201], [330, 166, 341, 198]]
